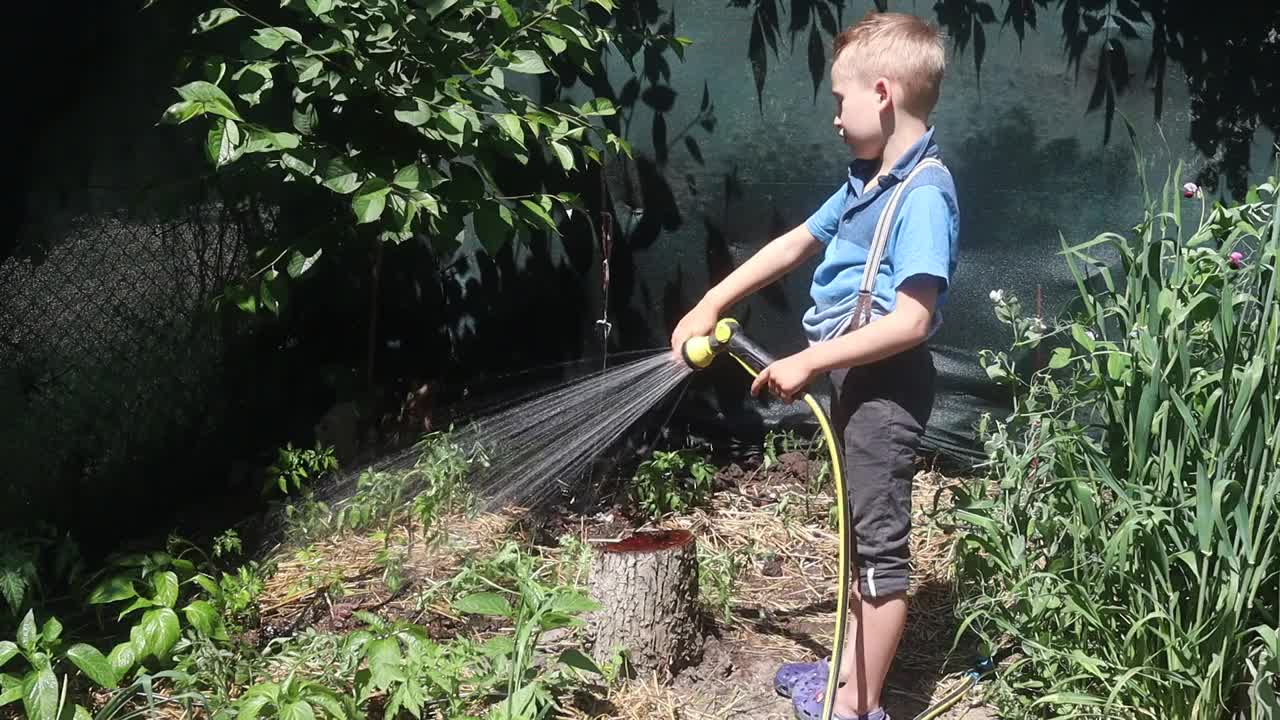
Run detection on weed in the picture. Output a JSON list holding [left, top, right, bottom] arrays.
[[698, 545, 750, 624], [629, 448, 717, 520], [264, 442, 338, 497]]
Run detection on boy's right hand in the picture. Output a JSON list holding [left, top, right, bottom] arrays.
[[670, 301, 722, 363]]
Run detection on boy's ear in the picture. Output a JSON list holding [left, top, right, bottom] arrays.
[[873, 77, 893, 109]]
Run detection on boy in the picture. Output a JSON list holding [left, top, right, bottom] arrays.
[[669, 12, 957, 720]]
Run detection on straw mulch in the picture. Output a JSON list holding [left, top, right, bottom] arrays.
[[246, 457, 993, 720]]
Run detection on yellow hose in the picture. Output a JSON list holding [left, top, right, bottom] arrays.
[[725, 354, 850, 720]]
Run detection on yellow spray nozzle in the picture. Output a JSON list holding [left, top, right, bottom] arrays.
[[680, 318, 740, 370]]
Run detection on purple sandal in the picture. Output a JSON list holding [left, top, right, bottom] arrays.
[[790, 675, 891, 720], [772, 657, 828, 698]]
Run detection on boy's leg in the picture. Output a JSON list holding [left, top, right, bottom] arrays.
[[825, 344, 935, 717]]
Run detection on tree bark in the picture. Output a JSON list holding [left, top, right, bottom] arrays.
[[586, 529, 702, 679]]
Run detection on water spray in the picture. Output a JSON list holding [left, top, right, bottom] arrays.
[[681, 318, 851, 720]]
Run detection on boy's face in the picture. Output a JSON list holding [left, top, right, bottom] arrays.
[[830, 55, 889, 160]]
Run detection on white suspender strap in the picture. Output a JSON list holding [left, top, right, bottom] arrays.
[[850, 157, 946, 330]]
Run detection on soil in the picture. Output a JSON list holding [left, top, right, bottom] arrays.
[[249, 447, 999, 720]]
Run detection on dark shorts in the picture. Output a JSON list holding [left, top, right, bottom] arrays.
[[828, 342, 935, 598]]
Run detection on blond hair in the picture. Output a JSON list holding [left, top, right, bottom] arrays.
[[832, 12, 946, 117]]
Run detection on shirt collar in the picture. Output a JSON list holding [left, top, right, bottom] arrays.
[[845, 126, 938, 194]]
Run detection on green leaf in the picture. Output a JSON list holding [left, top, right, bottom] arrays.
[[473, 201, 515, 255], [0, 642, 17, 668], [494, 0, 519, 27], [40, 617, 61, 645], [16, 611, 37, 652], [365, 638, 405, 690], [519, 199, 557, 231], [423, 0, 460, 19], [392, 165, 421, 190], [183, 601, 222, 638], [106, 642, 136, 681], [506, 50, 548, 75], [206, 119, 241, 168], [241, 128, 299, 154], [287, 249, 323, 278], [494, 114, 525, 148], [292, 56, 323, 84], [578, 98, 616, 116], [550, 142, 574, 171], [292, 104, 319, 135], [590, 0, 615, 9], [322, 158, 360, 194], [352, 180, 391, 224], [115, 596, 156, 621], [1071, 323, 1096, 352], [0, 673, 19, 706], [66, 645, 117, 689], [394, 99, 432, 127], [1048, 347, 1072, 369], [453, 592, 513, 617], [551, 591, 600, 615], [159, 100, 204, 125], [250, 27, 302, 54], [280, 700, 316, 720], [543, 34, 567, 54], [194, 7, 240, 33], [150, 572, 179, 609], [304, 0, 334, 17], [176, 80, 242, 121], [22, 666, 57, 720], [236, 693, 272, 720], [135, 608, 180, 660], [557, 648, 603, 675]]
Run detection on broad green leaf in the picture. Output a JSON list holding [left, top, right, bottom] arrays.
[[453, 592, 513, 617], [0, 642, 17, 667], [543, 34, 567, 54], [590, 0, 615, 9], [249, 27, 302, 53], [16, 611, 37, 652], [22, 667, 57, 720], [304, 0, 334, 16], [115, 596, 156, 621], [558, 648, 603, 675], [394, 99, 432, 127], [287, 249, 323, 278], [150, 572, 179, 609], [292, 104, 319, 135], [194, 7, 240, 33], [321, 158, 360, 194], [235, 694, 272, 720], [292, 56, 323, 84], [106, 642, 136, 680], [473, 202, 514, 255], [506, 50, 548, 75], [159, 100, 204, 125], [0, 673, 19, 706], [365, 639, 404, 690], [551, 591, 600, 615], [242, 128, 300, 154], [183, 601, 222, 639], [519, 199, 557, 231], [176, 80, 242, 121], [494, 114, 525, 148], [280, 700, 316, 720], [423, 0, 460, 19], [495, 0, 518, 27], [392, 165, 420, 189], [578, 98, 616, 116], [40, 617, 61, 645], [206, 119, 240, 168], [1048, 347, 1072, 369], [136, 608, 180, 659], [352, 180, 391, 224], [66, 644, 117, 689], [73, 705, 91, 720], [550, 142, 574, 171]]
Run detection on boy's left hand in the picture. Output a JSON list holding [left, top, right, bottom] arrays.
[[750, 353, 815, 404]]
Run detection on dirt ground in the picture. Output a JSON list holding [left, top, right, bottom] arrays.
[[255, 449, 998, 720]]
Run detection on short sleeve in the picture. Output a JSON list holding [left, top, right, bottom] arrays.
[[889, 186, 956, 292], [804, 185, 849, 244]]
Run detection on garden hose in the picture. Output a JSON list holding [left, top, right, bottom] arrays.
[[681, 318, 853, 720], [909, 656, 994, 720]]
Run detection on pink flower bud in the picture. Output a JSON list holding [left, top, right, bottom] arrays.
[[1183, 182, 1200, 199], [1229, 251, 1244, 269]]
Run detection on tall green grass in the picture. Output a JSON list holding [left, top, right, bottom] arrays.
[[951, 160, 1279, 719]]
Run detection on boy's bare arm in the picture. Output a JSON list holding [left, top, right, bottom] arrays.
[[670, 224, 823, 357], [750, 276, 938, 402]]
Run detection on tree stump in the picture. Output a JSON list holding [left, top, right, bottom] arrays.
[[586, 530, 702, 678]]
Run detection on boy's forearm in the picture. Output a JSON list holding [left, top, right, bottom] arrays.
[[701, 225, 821, 312], [800, 308, 930, 374]]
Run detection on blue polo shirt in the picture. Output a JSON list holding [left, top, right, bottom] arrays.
[[801, 128, 959, 343]]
